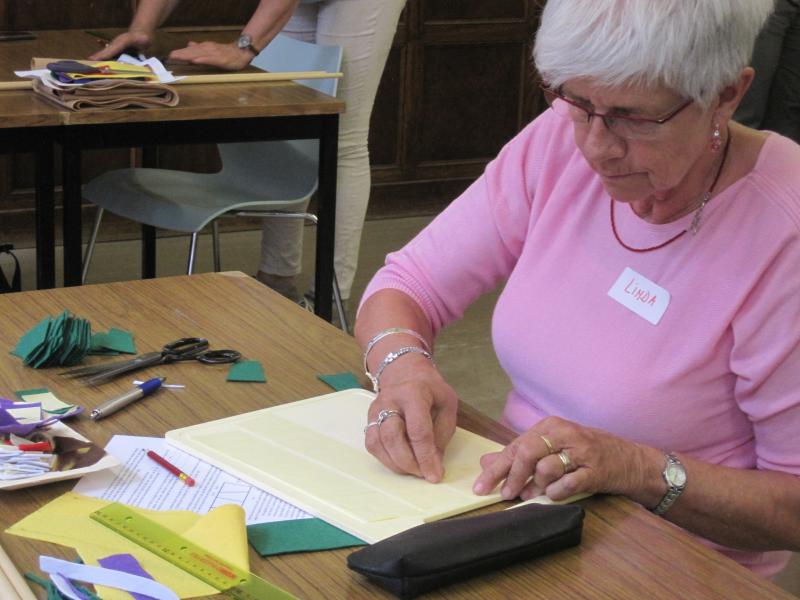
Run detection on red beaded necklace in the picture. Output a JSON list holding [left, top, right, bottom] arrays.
[[610, 131, 732, 253]]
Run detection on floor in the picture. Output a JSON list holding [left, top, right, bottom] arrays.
[[8, 215, 798, 596]]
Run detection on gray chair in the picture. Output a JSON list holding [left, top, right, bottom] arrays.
[[81, 34, 347, 331]]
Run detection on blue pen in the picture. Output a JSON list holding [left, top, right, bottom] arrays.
[[90, 377, 165, 421]]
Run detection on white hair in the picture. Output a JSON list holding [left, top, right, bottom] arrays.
[[534, 0, 775, 107]]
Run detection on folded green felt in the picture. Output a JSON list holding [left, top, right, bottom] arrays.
[[11, 317, 51, 360], [227, 360, 267, 382], [318, 372, 362, 391], [247, 518, 365, 556], [11, 311, 93, 368]]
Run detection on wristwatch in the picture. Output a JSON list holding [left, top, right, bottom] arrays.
[[652, 453, 687, 516], [236, 33, 260, 57]]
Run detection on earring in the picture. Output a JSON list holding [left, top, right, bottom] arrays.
[[710, 124, 722, 152]]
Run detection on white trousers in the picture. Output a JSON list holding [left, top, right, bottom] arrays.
[[258, 0, 406, 299]]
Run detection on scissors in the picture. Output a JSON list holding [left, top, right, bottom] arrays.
[[60, 337, 241, 386]]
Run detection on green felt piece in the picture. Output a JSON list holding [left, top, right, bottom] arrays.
[[227, 360, 267, 383], [317, 372, 362, 391], [87, 348, 122, 356], [247, 518, 365, 556], [104, 328, 137, 354], [14, 387, 50, 401], [11, 316, 51, 360]]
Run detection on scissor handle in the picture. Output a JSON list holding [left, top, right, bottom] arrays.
[[162, 337, 209, 361], [196, 349, 242, 364]]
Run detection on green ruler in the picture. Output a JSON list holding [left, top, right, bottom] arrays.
[[90, 503, 297, 600]]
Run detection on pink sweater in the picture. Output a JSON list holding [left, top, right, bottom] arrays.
[[362, 111, 800, 576]]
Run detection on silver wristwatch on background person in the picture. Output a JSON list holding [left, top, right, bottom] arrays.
[[652, 453, 686, 516], [236, 33, 260, 57]]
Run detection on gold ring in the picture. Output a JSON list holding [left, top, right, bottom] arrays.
[[557, 450, 574, 474], [540, 435, 555, 455]]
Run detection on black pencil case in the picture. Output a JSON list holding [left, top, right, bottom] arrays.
[[346, 502, 585, 599]]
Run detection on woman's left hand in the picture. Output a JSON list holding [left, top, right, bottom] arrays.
[[168, 41, 253, 71], [473, 416, 662, 505]]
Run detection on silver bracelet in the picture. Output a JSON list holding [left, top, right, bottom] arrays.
[[369, 345, 433, 393], [363, 327, 431, 376]]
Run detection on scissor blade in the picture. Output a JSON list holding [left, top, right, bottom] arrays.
[[82, 352, 164, 386], [59, 356, 145, 378]]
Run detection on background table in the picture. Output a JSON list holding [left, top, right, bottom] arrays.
[[0, 272, 793, 599], [0, 30, 343, 321]]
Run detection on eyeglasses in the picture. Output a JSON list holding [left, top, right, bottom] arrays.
[[541, 85, 693, 140]]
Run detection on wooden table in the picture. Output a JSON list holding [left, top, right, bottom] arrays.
[[0, 30, 344, 322], [0, 272, 793, 599]]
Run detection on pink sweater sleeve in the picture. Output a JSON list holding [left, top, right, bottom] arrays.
[[359, 113, 568, 333], [730, 145, 800, 474]]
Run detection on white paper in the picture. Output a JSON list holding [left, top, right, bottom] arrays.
[[73, 435, 310, 525]]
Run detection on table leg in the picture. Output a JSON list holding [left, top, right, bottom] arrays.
[[62, 142, 83, 287], [34, 136, 55, 289], [141, 146, 158, 279], [314, 114, 339, 322]]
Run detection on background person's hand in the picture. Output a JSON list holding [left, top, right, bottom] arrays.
[[168, 41, 253, 71], [364, 356, 459, 483], [89, 30, 154, 61], [473, 415, 662, 505]]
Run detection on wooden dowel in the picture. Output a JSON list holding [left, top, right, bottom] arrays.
[[175, 71, 343, 85], [0, 541, 36, 600], [0, 70, 342, 92]]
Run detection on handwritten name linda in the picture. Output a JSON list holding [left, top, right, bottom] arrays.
[[623, 277, 658, 305]]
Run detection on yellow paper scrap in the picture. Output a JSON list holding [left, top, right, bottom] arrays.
[[5, 406, 41, 424], [20, 391, 72, 414], [6, 492, 249, 599]]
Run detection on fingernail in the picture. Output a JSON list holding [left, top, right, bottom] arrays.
[[501, 486, 513, 500], [473, 482, 485, 495]]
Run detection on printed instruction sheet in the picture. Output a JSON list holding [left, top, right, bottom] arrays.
[[73, 435, 310, 525]]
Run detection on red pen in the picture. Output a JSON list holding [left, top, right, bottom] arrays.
[[2, 439, 53, 452], [146, 450, 196, 486]]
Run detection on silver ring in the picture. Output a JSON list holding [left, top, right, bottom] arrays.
[[557, 450, 574, 474], [363, 420, 379, 434], [376, 409, 403, 427]]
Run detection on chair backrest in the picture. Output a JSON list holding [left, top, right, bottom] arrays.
[[252, 34, 342, 97], [217, 35, 342, 184]]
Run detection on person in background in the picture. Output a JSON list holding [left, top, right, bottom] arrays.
[[355, 0, 800, 578], [735, 0, 800, 142], [92, 0, 407, 309]]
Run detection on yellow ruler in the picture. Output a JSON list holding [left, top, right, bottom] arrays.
[[90, 503, 297, 600]]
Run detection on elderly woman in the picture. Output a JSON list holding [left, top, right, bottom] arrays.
[[355, 0, 800, 578]]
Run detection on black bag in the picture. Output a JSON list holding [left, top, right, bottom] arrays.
[[347, 503, 585, 599], [0, 243, 21, 293]]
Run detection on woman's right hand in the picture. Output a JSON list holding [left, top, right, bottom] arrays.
[[364, 355, 458, 483], [89, 30, 155, 61]]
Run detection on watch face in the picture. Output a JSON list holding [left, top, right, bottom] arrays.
[[237, 34, 252, 49], [666, 463, 686, 487]]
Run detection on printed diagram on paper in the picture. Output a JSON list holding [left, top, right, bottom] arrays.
[[73, 435, 310, 525]]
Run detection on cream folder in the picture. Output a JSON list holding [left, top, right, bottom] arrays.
[[166, 389, 504, 543]]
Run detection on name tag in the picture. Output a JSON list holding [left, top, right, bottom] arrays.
[[607, 267, 670, 325]]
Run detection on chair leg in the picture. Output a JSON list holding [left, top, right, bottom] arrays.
[[187, 233, 199, 275], [212, 221, 221, 272], [332, 269, 349, 333], [236, 209, 349, 331], [81, 207, 105, 285]]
